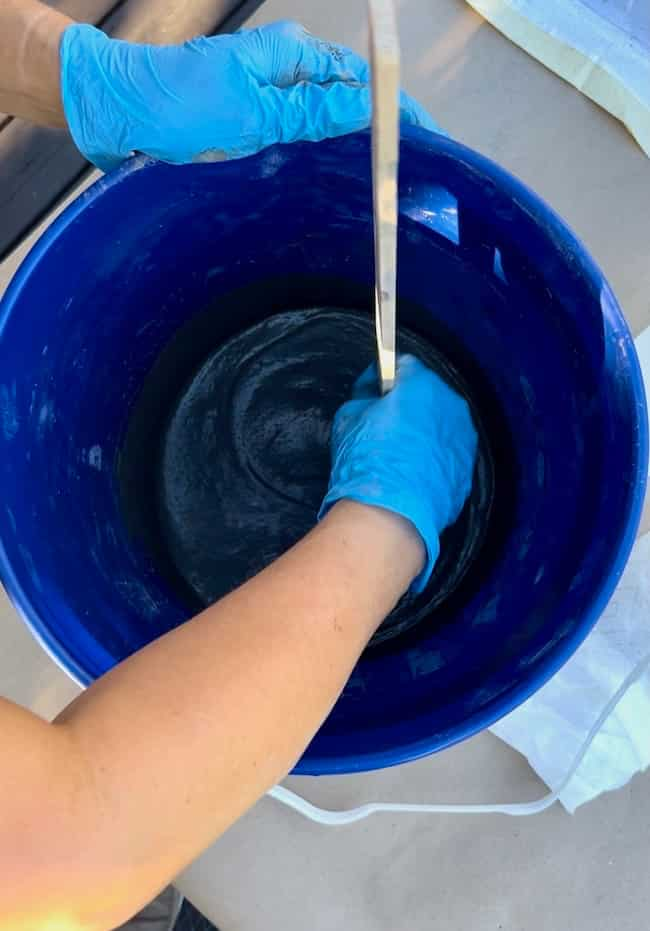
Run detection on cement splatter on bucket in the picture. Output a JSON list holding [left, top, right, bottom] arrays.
[[0, 128, 646, 774]]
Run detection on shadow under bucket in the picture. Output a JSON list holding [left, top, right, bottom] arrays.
[[0, 128, 647, 775]]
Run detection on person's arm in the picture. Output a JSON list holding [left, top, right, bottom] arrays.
[[0, 0, 69, 126], [0, 500, 422, 931], [0, 355, 476, 930], [0, 4, 438, 172]]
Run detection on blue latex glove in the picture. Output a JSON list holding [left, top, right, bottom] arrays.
[[319, 355, 478, 593], [59, 20, 440, 173]]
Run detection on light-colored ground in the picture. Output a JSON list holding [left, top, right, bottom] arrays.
[[0, 0, 649, 928]]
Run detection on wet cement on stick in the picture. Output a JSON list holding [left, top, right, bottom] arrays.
[[119, 298, 495, 647]]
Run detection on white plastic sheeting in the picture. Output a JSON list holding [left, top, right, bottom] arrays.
[[465, 0, 650, 155]]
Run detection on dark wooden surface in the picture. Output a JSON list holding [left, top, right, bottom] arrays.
[[0, 0, 256, 261]]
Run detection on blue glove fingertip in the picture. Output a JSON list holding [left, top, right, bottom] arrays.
[[351, 364, 381, 399], [398, 91, 445, 134]]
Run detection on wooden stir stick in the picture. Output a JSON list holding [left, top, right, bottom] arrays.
[[368, 0, 400, 394]]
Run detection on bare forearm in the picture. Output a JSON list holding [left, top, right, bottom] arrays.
[[0, 0, 70, 126], [1, 501, 422, 929]]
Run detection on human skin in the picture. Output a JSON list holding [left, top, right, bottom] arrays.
[[0, 500, 423, 929]]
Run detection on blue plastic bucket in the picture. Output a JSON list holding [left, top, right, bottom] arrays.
[[0, 128, 647, 774]]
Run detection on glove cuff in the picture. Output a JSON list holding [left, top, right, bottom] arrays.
[[60, 24, 134, 172], [318, 489, 440, 594]]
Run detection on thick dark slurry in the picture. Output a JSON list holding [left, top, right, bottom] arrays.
[[153, 307, 494, 646]]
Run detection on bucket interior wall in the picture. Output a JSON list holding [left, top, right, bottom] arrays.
[[0, 130, 646, 774]]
